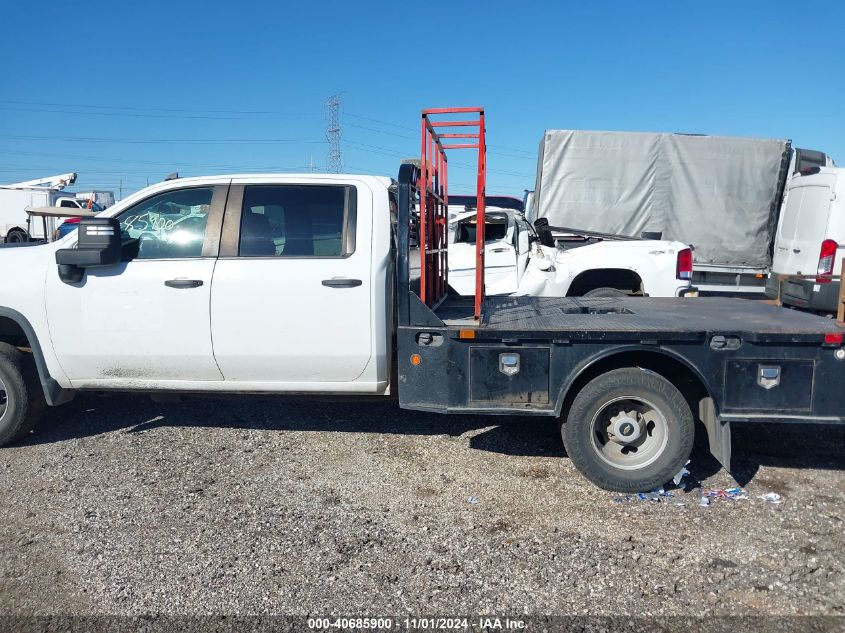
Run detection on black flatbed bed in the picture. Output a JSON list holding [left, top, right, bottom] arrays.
[[435, 295, 842, 341]]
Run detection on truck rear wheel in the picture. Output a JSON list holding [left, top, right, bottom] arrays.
[[0, 343, 45, 446], [561, 368, 694, 492], [5, 229, 28, 244]]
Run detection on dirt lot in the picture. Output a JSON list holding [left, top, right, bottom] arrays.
[[0, 393, 843, 621]]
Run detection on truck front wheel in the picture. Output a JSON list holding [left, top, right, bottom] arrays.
[[5, 229, 29, 244], [583, 287, 628, 298], [0, 343, 45, 446], [561, 368, 694, 492]]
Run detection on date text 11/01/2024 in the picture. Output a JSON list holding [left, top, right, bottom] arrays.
[[307, 617, 527, 630]]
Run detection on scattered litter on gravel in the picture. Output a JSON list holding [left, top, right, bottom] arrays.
[[702, 487, 750, 502], [0, 393, 843, 616]]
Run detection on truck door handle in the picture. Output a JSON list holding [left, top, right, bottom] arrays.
[[322, 278, 362, 288], [491, 248, 509, 253], [792, 248, 801, 253], [165, 279, 203, 288]]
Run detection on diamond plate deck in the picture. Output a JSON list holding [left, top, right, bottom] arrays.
[[435, 295, 842, 336]]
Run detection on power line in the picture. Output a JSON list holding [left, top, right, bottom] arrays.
[[0, 106, 316, 121], [0, 135, 325, 145], [325, 94, 343, 174], [0, 99, 309, 116], [0, 98, 536, 156], [0, 150, 323, 173], [345, 112, 536, 157], [343, 139, 535, 179]]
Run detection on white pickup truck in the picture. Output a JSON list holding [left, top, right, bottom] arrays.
[[0, 111, 843, 494], [446, 196, 694, 298]]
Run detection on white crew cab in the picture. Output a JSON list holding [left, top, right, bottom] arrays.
[[0, 174, 393, 397]]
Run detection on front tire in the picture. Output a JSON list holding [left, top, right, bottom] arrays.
[[0, 343, 45, 446], [5, 229, 29, 244], [561, 368, 694, 492]]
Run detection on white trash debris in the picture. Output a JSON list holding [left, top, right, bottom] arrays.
[[759, 492, 783, 504], [672, 461, 691, 487]]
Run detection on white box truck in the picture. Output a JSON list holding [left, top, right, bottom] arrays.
[[0, 173, 91, 242], [529, 131, 833, 296]]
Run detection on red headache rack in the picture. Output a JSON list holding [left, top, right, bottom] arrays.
[[419, 107, 487, 319]]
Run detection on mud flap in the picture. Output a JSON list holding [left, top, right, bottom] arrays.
[[699, 397, 731, 471]]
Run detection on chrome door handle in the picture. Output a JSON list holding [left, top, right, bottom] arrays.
[[165, 279, 203, 288], [322, 278, 362, 288]]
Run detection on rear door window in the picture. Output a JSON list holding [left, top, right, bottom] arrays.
[[238, 185, 356, 257], [779, 188, 803, 242], [795, 185, 832, 241]]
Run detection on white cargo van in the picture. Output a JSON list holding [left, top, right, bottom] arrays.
[[768, 166, 845, 312]]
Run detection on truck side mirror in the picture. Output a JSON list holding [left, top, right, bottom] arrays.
[[55, 217, 123, 283]]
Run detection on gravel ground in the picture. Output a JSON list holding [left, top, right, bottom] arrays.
[[0, 393, 843, 619]]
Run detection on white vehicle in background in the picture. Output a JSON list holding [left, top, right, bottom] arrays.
[[74, 190, 116, 209], [447, 195, 694, 298], [767, 166, 845, 312], [0, 173, 94, 243]]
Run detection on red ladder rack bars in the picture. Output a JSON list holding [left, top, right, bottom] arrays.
[[419, 107, 487, 319]]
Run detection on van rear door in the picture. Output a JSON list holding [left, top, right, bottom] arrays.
[[773, 173, 836, 276]]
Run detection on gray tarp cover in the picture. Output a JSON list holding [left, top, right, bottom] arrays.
[[533, 130, 789, 267]]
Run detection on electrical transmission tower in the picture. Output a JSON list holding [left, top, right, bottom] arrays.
[[325, 93, 343, 173]]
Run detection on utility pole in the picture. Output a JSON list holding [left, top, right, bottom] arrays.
[[325, 93, 343, 173], [308, 153, 318, 173], [119, 179, 123, 201]]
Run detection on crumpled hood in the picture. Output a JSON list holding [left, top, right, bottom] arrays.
[[517, 239, 689, 297]]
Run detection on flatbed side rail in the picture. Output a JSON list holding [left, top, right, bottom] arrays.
[[419, 108, 487, 319]]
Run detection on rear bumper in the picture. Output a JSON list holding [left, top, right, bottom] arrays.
[[765, 274, 841, 312]]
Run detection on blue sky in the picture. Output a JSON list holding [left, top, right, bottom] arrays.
[[1, 1, 842, 199]]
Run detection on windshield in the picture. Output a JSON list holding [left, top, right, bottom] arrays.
[[451, 212, 511, 244]]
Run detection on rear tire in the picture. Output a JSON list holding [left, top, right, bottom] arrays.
[[0, 343, 45, 446], [5, 229, 29, 244], [583, 287, 628, 298], [561, 368, 694, 492]]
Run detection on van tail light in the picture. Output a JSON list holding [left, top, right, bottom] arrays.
[[676, 248, 693, 280], [816, 239, 838, 283], [824, 332, 843, 345]]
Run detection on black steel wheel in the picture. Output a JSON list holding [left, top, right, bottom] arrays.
[[561, 368, 694, 492]]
